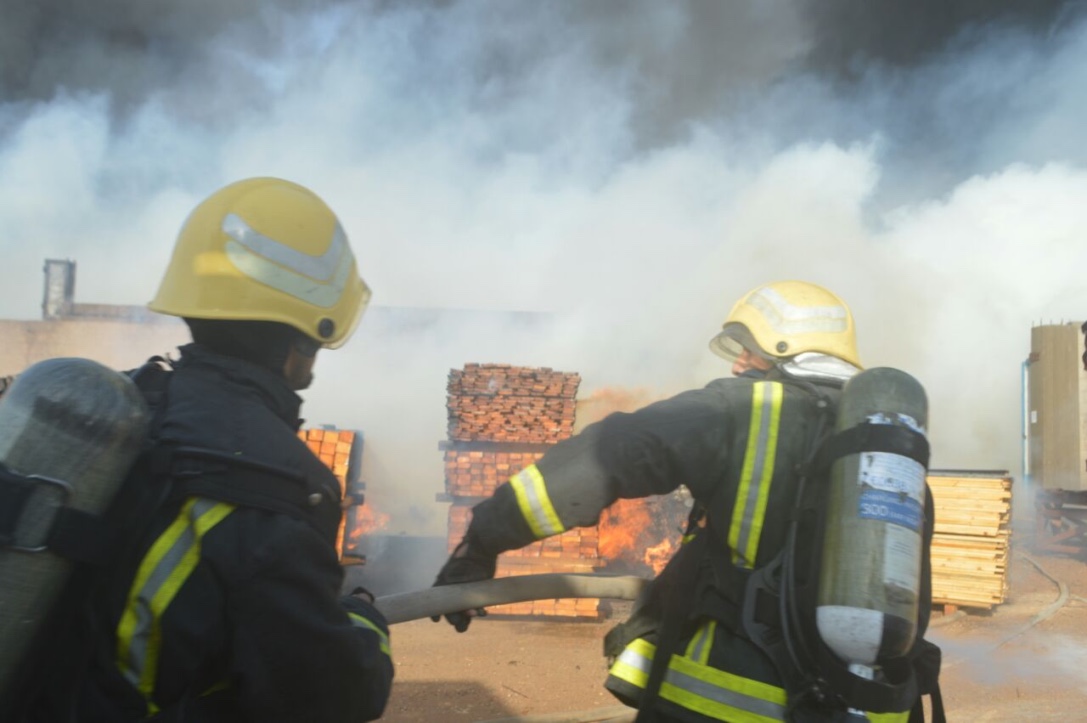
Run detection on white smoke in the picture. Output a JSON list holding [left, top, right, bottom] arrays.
[[1, 2, 1086, 539]]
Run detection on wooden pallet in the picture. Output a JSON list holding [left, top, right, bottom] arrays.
[[928, 472, 1013, 609]]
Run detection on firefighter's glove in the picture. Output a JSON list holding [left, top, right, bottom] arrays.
[[431, 534, 497, 633]]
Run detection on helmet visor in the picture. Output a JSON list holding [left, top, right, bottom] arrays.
[[709, 323, 775, 363]]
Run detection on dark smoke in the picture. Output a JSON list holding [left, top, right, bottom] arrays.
[[3, 0, 1081, 138]]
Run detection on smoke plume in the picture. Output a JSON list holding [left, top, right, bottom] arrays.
[[1, 1, 1086, 544]]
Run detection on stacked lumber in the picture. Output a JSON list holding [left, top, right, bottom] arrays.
[[928, 471, 1013, 609], [444, 363, 602, 619], [447, 364, 580, 443], [444, 449, 547, 498], [298, 427, 368, 562]]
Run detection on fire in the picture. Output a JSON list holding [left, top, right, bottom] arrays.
[[575, 387, 663, 434], [578, 386, 691, 577], [347, 504, 390, 540], [598, 495, 687, 576], [644, 537, 678, 575], [598, 498, 656, 561]]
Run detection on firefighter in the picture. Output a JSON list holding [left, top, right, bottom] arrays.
[[434, 280, 941, 722], [24, 178, 392, 722]]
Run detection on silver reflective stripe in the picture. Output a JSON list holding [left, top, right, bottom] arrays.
[[223, 213, 347, 281], [117, 498, 234, 704], [731, 382, 782, 567], [686, 620, 715, 665], [613, 646, 786, 721], [222, 213, 354, 308], [510, 466, 564, 538], [748, 286, 847, 335]]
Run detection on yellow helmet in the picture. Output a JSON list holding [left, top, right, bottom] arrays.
[[709, 280, 861, 369], [149, 177, 371, 348]]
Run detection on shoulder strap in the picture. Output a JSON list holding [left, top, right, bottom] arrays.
[[167, 446, 326, 525], [129, 358, 334, 536]]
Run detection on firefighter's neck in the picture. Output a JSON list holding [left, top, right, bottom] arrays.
[[283, 347, 317, 391]]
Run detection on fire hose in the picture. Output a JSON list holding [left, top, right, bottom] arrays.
[[373, 573, 650, 625]]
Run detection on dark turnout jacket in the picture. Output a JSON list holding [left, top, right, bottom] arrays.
[[30, 345, 392, 722], [466, 371, 935, 722]]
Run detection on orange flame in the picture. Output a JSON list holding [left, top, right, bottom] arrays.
[[644, 537, 678, 575], [348, 505, 390, 539], [579, 386, 691, 577], [598, 497, 686, 576], [598, 498, 656, 561]]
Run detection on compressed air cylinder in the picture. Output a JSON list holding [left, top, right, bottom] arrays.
[[0, 358, 149, 713], [816, 367, 928, 667]]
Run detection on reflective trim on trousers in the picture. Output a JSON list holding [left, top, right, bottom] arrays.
[[608, 637, 787, 723], [509, 463, 565, 539], [608, 636, 912, 723]]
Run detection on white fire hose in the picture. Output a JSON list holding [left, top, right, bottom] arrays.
[[373, 573, 650, 625]]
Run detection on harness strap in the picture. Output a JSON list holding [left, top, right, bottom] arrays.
[[167, 446, 330, 532], [816, 421, 930, 472]]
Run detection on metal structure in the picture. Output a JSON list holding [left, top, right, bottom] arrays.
[[1026, 322, 1087, 554]]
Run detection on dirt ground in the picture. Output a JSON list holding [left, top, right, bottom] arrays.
[[378, 550, 1087, 723]]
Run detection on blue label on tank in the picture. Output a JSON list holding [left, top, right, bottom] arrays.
[[857, 489, 923, 532]]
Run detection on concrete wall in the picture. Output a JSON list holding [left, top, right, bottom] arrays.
[[0, 317, 188, 377]]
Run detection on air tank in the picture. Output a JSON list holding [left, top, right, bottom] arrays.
[[0, 358, 149, 717], [816, 367, 929, 673]]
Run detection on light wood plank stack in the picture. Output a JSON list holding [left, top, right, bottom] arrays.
[[928, 471, 1013, 609]]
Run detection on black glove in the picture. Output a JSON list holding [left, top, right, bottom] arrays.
[[431, 534, 498, 632]]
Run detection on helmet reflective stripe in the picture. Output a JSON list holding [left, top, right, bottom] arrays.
[[115, 498, 235, 712], [223, 213, 354, 308], [348, 612, 391, 657], [747, 286, 848, 335], [509, 464, 565, 539], [729, 382, 783, 569], [608, 637, 788, 721]]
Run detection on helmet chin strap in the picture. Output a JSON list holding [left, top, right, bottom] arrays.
[[779, 353, 861, 385]]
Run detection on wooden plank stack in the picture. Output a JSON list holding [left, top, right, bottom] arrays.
[[298, 427, 369, 563], [444, 363, 602, 618], [928, 471, 1013, 609], [447, 364, 580, 443], [444, 449, 547, 499]]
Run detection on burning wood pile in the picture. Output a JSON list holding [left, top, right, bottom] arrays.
[[298, 427, 388, 564], [443, 364, 604, 618], [443, 371, 694, 620]]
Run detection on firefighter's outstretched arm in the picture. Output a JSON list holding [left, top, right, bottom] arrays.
[[432, 386, 730, 631]]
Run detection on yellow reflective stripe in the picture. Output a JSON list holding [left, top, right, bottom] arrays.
[[609, 637, 910, 722], [729, 382, 784, 568], [349, 612, 392, 657], [609, 638, 787, 722], [509, 464, 565, 539], [115, 498, 235, 712], [684, 620, 716, 666]]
